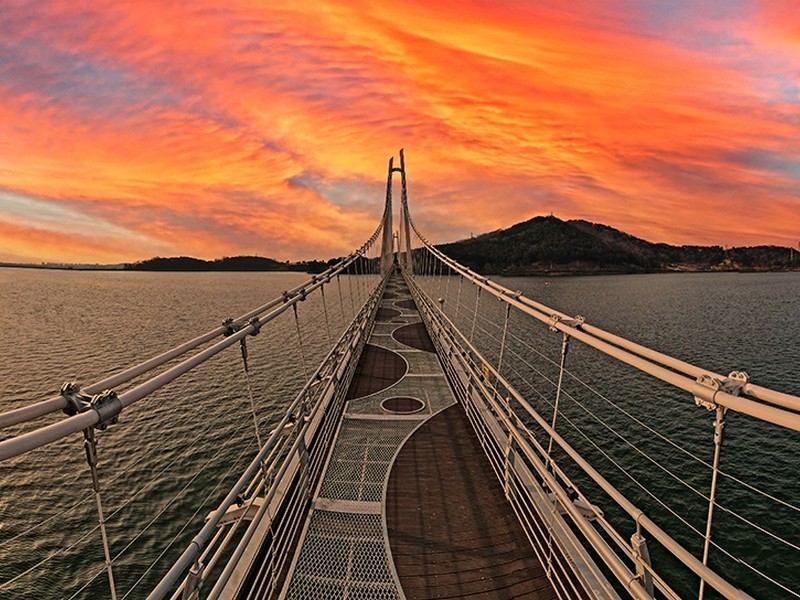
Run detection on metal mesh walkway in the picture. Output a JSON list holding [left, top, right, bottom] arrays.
[[283, 511, 400, 600]]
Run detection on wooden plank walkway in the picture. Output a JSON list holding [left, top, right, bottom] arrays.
[[386, 403, 555, 599]]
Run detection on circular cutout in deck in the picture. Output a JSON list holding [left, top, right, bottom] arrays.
[[382, 397, 425, 414]]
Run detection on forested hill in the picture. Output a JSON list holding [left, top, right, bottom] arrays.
[[126, 256, 309, 271], [436, 216, 796, 275]]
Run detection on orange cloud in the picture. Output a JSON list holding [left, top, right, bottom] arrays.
[[1, 1, 798, 265]]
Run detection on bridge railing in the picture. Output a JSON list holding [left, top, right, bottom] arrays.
[[0, 223, 386, 599], [402, 202, 800, 599], [149, 272, 386, 600]]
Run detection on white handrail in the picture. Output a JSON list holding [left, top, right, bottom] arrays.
[[0, 224, 384, 433], [406, 215, 800, 431], [0, 237, 383, 460]]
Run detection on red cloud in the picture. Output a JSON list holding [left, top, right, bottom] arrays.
[[1, 1, 798, 264]]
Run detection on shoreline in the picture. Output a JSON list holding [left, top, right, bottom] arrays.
[[3, 263, 798, 276]]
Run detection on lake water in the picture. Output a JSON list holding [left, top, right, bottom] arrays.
[[0, 268, 798, 599]]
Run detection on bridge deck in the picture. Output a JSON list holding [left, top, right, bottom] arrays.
[[280, 274, 556, 599]]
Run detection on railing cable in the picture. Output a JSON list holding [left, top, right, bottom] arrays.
[[0, 408, 254, 594], [120, 429, 255, 599], [0, 519, 101, 593]]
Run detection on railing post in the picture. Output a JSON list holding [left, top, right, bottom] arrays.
[[631, 528, 654, 597], [181, 559, 203, 600]]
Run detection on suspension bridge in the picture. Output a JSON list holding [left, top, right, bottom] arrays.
[[1, 150, 799, 600]]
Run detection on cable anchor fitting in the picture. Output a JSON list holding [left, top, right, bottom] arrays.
[[61, 383, 122, 430], [549, 314, 585, 332], [61, 381, 92, 416], [692, 371, 749, 410], [248, 317, 262, 335], [223, 318, 242, 337], [91, 390, 122, 430]]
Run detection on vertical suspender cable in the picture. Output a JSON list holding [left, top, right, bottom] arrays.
[[498, 303, 511, 376], [470, 286, 482, 344], [320, 286, 333, 347], [544, 331, 570, 580], [347, 270, 356, 318], [357, 253, 366, 306], [336, 274, 346, 326], [444, 263, 452, 310], [354, 253, 362, 306], [547, 332, 570, 462], [436, 252, 444, 299], [699, 405, 727, 600], [292, 304, 309, 380], [455, 275, 464, 325], [83, 427, 118, 600], [239, 338, 264, 451], [425, 248, 431, 286]]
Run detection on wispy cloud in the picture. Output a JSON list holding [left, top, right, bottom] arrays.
[[0, 0, 798, 264]]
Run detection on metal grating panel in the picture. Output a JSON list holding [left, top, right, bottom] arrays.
[[318, 419, 419, 502], [346, 375, 455, 416], [284, 511, 401, 600], [396, 350, 441, 375]]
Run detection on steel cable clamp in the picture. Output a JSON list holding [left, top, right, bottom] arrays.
[[61, 381, 91, 415], [60, 382, 121, 429], [692, 371, 749, 410], [549, 314, 585, 332]]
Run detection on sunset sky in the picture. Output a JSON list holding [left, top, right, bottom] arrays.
[[1, 1, 798, 264]]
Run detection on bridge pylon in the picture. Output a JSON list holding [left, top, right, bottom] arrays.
[[380, 156, 395, 275], [398, 149, 413, 274], [380, 149, 413, 275]]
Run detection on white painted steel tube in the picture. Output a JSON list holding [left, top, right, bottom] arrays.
[[0, 328, 223, 429], [0, 257, 378, 461], [411, 229, 800, 430], [0, 221, 384, 432]]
